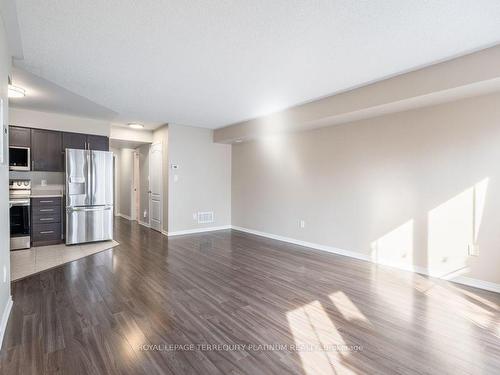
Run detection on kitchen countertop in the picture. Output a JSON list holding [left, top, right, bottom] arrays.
[[30, 189, 64, 198], [30, 193, 64, 198]]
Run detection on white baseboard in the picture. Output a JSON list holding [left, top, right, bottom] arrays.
[[0, 296, 13, 350], [231, 226, 500, 294], [116, 213, 132, 220], [231, 226, 369, 262], [138, 220, 150, 228], [450, 276, 500, 294], [167, 225, 232, 237]]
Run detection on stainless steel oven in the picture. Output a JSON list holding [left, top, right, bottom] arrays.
[[10, 179, 31, 250], [9, 146, 31, 171]]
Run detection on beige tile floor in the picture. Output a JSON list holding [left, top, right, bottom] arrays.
[[10, 240, 120, 281]]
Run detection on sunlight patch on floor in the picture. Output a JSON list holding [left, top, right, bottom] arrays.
[[286, 300, 358, 375], [329, 291, 371, 326]]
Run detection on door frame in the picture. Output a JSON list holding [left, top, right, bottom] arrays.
[[149, 142, 162, 232]]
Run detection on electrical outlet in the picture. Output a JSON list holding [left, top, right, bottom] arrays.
[[143, 210, 147, 218], [468, 243, 479, 256], [174, 174, 179, 182], [299, 220, 306, 229]]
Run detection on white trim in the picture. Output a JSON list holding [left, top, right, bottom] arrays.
[[231, 226, 369, 262], [167, 225, 232, 237], [138, 220, 150, 228], [161, 229, 169, 236], [450, 276, 500, 294], [231, 226, 500, 294], [0, 297, 13, 350], [116, 213, 132, 220]]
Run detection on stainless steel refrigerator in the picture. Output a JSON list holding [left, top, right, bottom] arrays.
[[65, 148, 113, 244]]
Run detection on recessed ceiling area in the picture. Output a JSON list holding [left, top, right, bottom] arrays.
[[109, 138, 150, 150], [9, 66, 117, 121], [11, 0, 500, 129]]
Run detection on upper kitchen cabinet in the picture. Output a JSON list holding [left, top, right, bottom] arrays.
[[62, 132, 87, 150], [62, 132, 109, 151], [87, 134, 109, 151], [31, 129, 63, 172], [9, 126, 31, 147]]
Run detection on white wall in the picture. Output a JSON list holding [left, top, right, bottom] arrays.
[[117, 149, 134, 218], [9, 108, 111, 136], [232, 92, 500, 288], [0, 14, 12, 348], [168, 124, 231, 233]]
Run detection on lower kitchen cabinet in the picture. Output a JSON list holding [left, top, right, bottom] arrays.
[[31, 197, 64, 247]]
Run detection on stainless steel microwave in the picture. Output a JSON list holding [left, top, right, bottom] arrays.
[[9, 146, 31, 171]]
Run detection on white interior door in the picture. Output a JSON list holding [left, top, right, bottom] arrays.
[[149, 143, 162, 232], [132, 152, 140, 221]]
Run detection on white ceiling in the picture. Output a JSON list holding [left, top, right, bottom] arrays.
[[11, 0, 500, 129]]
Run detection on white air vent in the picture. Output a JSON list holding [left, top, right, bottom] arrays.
[[197, 211, 214, 224]]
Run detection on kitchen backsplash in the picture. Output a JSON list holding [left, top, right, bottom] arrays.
[[9, 171, 65, 185]]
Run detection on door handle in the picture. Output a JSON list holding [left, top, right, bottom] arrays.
[[69, 206, 112, 212]]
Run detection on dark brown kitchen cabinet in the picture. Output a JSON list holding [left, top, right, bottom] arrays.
[[9, 126, 31, 147], [62, 132, 109, 151], [31, 197, 63, 247], [87, 134, 109, 151], [62, 132, 87, 150], [31, 129, 63, 172]]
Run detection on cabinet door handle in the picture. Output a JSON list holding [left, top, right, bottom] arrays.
[[40, 231, 54, 234], [40, 200, 54, 203], [40, 218, 54, 221], [40, 209, 54, 212]]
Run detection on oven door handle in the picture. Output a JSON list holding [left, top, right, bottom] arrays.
[[10, 200, 30, 206]]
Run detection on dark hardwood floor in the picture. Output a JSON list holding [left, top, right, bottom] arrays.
[[1, 217, 499, 374]]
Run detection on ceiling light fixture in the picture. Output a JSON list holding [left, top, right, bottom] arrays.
[[128, 123, 144, 129], [8, 84, 26, 98]]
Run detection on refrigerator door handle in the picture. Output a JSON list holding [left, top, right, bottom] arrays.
[[87, 150, 92, 206], [68, 206, 112, 212], [92, 151, 97, 201]]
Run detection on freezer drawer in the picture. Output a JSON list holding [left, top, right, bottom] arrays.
[[66, 206, 113, 245]]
